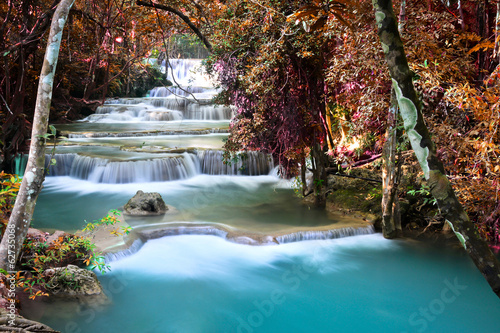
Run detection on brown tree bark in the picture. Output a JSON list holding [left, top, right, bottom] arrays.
[[0, 0, 75, 270], [372, 0, 500, 298], [310, 142, 328, 208]]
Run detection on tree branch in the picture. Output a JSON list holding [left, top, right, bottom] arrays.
[[0, 0, 60, 56], [136, 0, 212, 52]]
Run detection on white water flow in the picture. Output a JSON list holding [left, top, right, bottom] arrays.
[[48, 60, 272, 183], [86, 59, 232, 122], [28, 59, 500, 332]]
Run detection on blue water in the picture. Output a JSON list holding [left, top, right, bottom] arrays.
[[33, 175, 342, 232], [26, 59, 500, 332], [35, 234, 500, 333]]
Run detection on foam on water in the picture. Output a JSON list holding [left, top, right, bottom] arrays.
[[107, 234, 395, 280], [31, 59, 500, 333], [41, 174, 280, 195], [36, 231, 500, 333]]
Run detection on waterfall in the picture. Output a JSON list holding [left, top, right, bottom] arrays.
[[149, 86, 209, 98], [45, 153, 200, 183], [163, 58, 213, 88], [275, 225, 376, 244], [84, 97, 232, 122], [45, 149, 274, 183], [12, 154, 28, 176], [104, 238, 145, 263], [139, 226, 229, 241], [66, 128, 228, 138], [103, 225, 376, 262], [81, 59, 232, 123], [198, 150, 275, 176]]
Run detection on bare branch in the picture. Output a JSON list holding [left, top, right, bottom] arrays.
[[136, 0, 212, 52]]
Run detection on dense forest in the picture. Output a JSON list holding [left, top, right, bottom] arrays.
[[1, 0, 500, 293], [2, 0, 498, 244], [0, 1, 500, 330]]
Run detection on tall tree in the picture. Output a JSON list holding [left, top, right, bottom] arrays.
[[207, 0, 338, 207], [372, 0, 500, 298], [0, 0, 75, 270], [381, 91, 402, 238]]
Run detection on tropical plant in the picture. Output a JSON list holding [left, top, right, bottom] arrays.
[[0, 172, 21, 235]]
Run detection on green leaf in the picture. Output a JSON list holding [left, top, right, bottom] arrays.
[[49, 125, 57, 136]]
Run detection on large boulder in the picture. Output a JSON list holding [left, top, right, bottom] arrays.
[[123, 190, 168, 215]]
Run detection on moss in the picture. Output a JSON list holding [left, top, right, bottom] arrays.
[[327, 187, 382, 216], [323, 159, 445, 234]]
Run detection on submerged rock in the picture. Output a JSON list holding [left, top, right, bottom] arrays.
[[124, 190, 168, 215]]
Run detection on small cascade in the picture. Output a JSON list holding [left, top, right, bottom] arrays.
[[186, 103, 232, 120], [85, 97, 232, 122], [45, 153, 200, 183], [198, 150, 275, 176], [275, 225, 375, 244], [12, 154, 28, 176], [139, 226, 229, 241], [104, 238, 144, 263], [81, 59, 233, 123], [163, 58, 213, 88], [149, 86, 209, 98], [103, 225, 376, 263], [44, 153, 77, 176], [45, 150, 274, 182], [66, 128, 228, 139]]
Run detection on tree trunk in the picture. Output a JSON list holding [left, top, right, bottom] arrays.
[[398, 0, 406, 31], [458, 0, 466, 31], [372, 0, 500, 298], [310, 142, 328, 208], [0, 0, 75, 271], [381, 90, 402, 238], [494, 3, 500, 59]]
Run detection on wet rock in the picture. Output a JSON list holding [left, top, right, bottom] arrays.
[[226, 234, 279, 245], [27, 228, 47, 240], [44, 265, 106, 302], [46, 230, 70, 245], [124, 190, 168, 216]]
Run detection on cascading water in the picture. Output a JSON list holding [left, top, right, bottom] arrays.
[[44, 149, 274, 183], [27, 59, 500, 333], [83, 60, 232, 123]]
